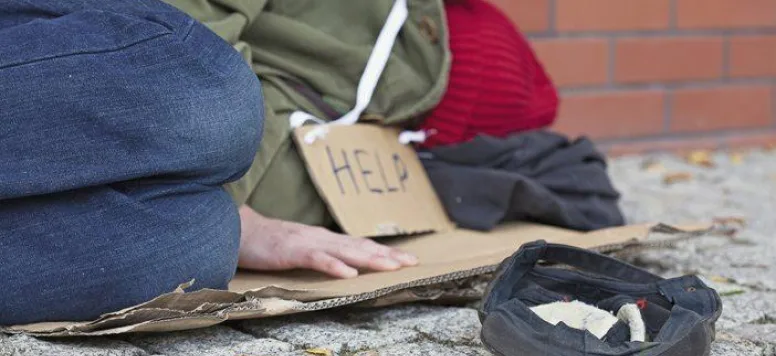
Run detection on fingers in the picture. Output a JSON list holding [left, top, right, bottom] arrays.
[[317, 233, 418, 273], [352, 238, 419, 267], [238, 215, 421, 279], [303, 250, 358, 279], [389, 248, 419, 266], [331, 244, 402, 272]]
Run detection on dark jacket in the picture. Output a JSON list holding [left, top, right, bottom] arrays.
[[420, 131, 625, 231]]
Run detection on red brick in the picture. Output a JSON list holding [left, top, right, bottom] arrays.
[[615, 37, 724, 83], [670, 85, 773, 132], [729, 35, 776, 78], [553, 90, 666, 139], [531, 39, 609, 87], [488, 0, 550, 33], [556, 0, 670, 32], [677, 0, 776, 29]]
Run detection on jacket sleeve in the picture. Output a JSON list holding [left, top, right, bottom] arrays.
[[162, 0, 268, 63]]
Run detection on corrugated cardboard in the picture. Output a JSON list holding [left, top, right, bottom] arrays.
[[292, 124, 455, 237], [3, 222, 725, 337]]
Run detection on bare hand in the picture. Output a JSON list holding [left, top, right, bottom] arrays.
[[236, 205, 419, 278]]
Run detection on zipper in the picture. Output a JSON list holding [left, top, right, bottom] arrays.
[[282, 77, 342, 120]]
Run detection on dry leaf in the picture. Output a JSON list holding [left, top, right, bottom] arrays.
[[356, 351, 380, 356], [306, 348, 333, 356], [663, 172, 693, 184], [710, 275, 733, 284], [713, 216, 747, 227], [720, 290, 745, 297], [686, 150, 715, 168], [641, 159, 665, 173], [730, 153, 745, 165]]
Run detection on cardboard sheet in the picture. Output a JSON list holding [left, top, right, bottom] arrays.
[[292, 124, 455, 237], [3, 222, 724, 337]]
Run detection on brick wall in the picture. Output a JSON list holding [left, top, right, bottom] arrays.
[[490, 0, 776, 154]]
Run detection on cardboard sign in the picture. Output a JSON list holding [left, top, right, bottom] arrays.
[[292, 124, 454, 237]]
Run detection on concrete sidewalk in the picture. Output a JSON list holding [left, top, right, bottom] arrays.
[[2, 149, 775, 356]]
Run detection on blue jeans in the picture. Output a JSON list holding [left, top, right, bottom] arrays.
[[0, 0, 264, 325]]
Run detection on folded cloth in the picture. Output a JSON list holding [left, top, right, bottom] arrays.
[[420, 130, 624, 231], [530, 300, 646, 342]]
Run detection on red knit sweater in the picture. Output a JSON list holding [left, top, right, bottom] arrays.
[[419, 0, 559, 148]]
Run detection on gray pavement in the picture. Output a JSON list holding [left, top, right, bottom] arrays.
[[2, 149, 775, 356]]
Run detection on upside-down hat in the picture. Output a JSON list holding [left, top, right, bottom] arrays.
[[479, 240, 722, 356]]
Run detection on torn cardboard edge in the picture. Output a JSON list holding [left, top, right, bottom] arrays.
[[2, 222, 734, 337]]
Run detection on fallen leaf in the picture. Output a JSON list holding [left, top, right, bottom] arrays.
[[720, 290, 745, 297], [306, 348, 333, 356], [356, 351, 380, 356], [729, 153, 745, 165], [710, 275, 733, 284], [686, 150, 715, 168], [663, 172, 693, 185], [713, 216, 747, 227], [731, 263, 768, 269], [641, 159, 665, 173]]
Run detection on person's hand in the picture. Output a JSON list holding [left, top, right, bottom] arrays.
[[236, 205, 419, 278]]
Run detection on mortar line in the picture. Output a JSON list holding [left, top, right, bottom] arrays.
[[558, 77, 775, 95], [663, 88, 673, 134], [772, 79, 776, 127], [596, 127, 776, 146], [607, 36, 616, 88], [526, 28, 776, 40], [547, 0, 557, 36], [722, 35, 732, 81]]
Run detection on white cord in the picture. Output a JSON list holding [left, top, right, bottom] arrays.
[[398, 130, 428, 145], [289, 0, 409, 144]]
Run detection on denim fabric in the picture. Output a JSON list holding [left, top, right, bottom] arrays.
[[0, 0, 264, 325]]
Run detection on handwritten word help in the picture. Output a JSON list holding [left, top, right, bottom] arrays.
[[325, 146, 408, 195]]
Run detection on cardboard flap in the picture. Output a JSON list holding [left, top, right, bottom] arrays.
[[292, 124, 455, 237]]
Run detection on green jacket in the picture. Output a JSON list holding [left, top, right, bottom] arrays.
[[162, 0, 451, 227]]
